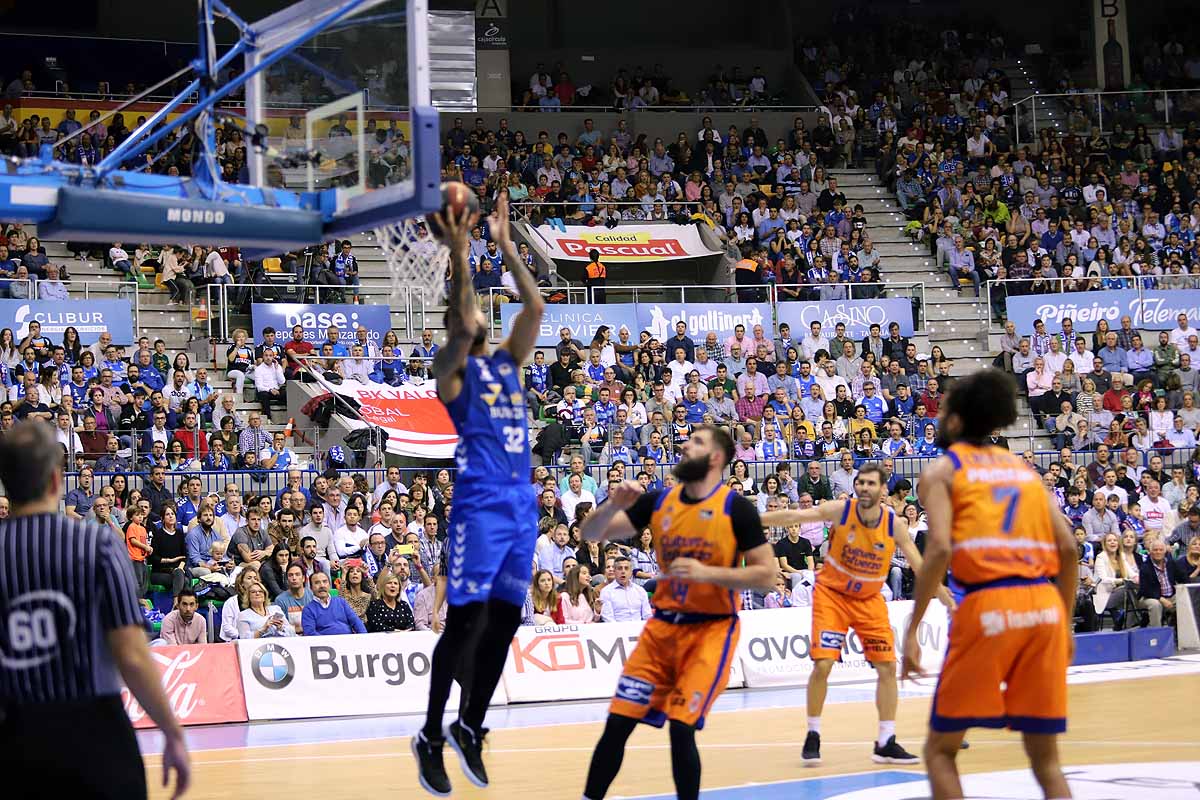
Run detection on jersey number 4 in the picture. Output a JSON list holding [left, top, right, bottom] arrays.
[[991, 486, 1020, 534]]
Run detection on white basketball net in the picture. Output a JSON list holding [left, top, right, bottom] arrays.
[[373, 216, 451, 308]]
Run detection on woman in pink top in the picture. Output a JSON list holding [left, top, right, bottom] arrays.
[[557, 565, 599, 624]]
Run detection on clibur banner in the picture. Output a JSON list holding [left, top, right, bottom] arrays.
[[236, 633, 486, 720], [328, 378, 459, 459], [1004, 289, 1200, 334], [532, 224, 720, 262], [122, 644, 247, 728], [502, 620, 743, 703], [776, 298, 915, 341], [500, 302, 773, 347], [0, 299, 134, 345], [250, 303, 392, 346]]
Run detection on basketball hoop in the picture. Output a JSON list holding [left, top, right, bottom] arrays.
[[373, 216, 451, 307]]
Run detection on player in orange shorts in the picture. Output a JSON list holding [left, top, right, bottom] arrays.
[[903, 369, 1078, 800], [577, 424, 777, 800], [763, 464, 953, 767]]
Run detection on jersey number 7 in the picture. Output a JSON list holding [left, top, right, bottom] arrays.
[[991, 486, 1020, 534]]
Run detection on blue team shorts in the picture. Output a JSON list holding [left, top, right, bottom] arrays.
[[446, 482, 538, 607]]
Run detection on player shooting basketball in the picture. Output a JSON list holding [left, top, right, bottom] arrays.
[[577, 424, 778, 800], [903, 369, 1078, 800], [412, 191, 545, 797], [761, 464, 954, 767]]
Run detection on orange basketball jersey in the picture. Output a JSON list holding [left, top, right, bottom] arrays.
[[946, 443, 1060, 586], [817, 499, 896, 599], [650, 484, 741, 616]]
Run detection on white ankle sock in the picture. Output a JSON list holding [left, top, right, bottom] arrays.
[[807, 716, 821, 733], [877, 720, 896, 748]]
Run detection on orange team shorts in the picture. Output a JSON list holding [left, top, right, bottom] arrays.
[[932, 580, 1068, 734], [609, 615, 740, 730], [810, 583, 895, 662]]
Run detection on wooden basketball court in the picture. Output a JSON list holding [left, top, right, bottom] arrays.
[[144, 672, 1200, 799]]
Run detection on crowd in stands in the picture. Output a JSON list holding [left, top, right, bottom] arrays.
[[822, 23, 1200, 310], [438, 109, 897, 304], [517, 61, 781, 111]]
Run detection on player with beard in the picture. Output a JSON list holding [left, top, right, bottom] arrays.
[[411, 194, 546, 797], [904, 369, 1077, 800], [578, 424, 777, 800], [761, 463, 954, 767]]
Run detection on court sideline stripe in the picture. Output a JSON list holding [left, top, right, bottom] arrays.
[[143, 739, 1200, 767]]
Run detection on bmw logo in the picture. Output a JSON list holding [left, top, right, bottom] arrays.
[[251, 643, 295, 689]]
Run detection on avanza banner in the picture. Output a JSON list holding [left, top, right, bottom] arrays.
[[501, 620, 743, 704], [328, 379, 458, 459], [500, 301, 773, 347], [735, 600, 950, 688], [532, 223, 721, 262], [122, 643, 247, 728], [236, 633, 486, 720], [1004, 289, 1200, 334]]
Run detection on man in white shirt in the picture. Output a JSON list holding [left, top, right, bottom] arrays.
[[560, 472, 596, 523], [815, 360, 848, 403], [252, 347, 286, 416], [599, 557, 652, 622], [1169, 313, 1198, 349], [1066, 337, 1094, 374], [666, 348, 692, 391], [1139, 480, 1174, 535], [1043, 336, 1068, 374], [801, 321, 830, 362], [373, 466, 409, 505], [333, 505, 368, 558]]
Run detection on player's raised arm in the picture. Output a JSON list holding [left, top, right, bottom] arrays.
[[580, 480, 644, 542], [432, 206, 482, 404], [760, 498, 845, 530], [903, 455, 955, 679], [492, 193, 545, 365]]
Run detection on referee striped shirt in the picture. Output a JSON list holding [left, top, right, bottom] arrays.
[[0, 513, 142, 704]]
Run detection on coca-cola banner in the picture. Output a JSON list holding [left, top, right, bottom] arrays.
[[326, 379, 459, 459], [531, 223, 721, 262], [122, 643, 248, 728]]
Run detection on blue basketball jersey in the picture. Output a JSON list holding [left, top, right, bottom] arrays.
[[445, 349, 529, 482]]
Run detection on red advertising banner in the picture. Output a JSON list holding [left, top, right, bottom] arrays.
[[330, 381, 459, 459], [122, 644, 248, 729], [532, 224, 720, 262]]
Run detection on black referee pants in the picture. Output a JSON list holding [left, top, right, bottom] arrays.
[[0, 695, 146, 799]]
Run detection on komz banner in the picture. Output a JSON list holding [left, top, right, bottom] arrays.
[[122, 643, 247, 728], [735, 600, 950, 688], [0, 299, 133, 345], [776, 298, 914, 341], [236, 633, 495, 720], [531, 224, 721, 262], [500, 301, 772, 347], [251, 303, 392, 347], [327, 379, 458, 459], [1004, 289, 1200, 334], [501, 620, 744, 704]]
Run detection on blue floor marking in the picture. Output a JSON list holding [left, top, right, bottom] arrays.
[[627, 771, 925, 799]]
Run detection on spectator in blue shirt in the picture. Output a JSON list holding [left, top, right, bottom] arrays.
[[472, 256, 505, 315], [756, 207, 786, 243], [301, 571, 368, 635], [1098, 331, 1129, 379]]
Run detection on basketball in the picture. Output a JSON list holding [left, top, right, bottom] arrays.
[[426, 181, 480, 239]]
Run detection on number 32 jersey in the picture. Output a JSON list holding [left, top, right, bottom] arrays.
[[445, 349, 529, 483]]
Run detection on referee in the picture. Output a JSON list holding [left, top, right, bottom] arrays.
[[0, 421, 191, 798]]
